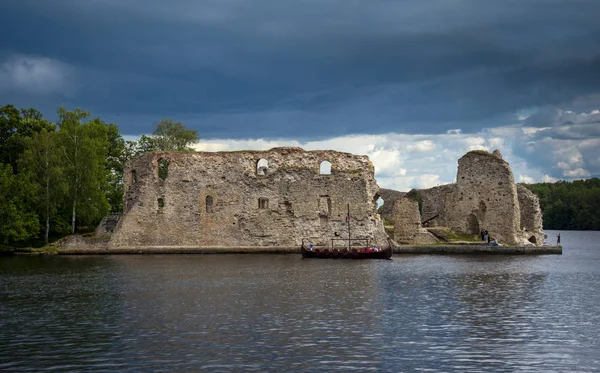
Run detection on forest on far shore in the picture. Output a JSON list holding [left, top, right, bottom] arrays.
[[523, 178, 600, 230]]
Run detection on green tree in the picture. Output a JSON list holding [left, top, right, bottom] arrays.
[[0, 163, 39, 244], [524, 177, 600, 230], [20, 129, 65, 244], [0, 104, 54, 171], [125, 119, 199, 159], [57, 107, 110, 234], [152, 119, 199, 151], [105, 123, 126, 212]]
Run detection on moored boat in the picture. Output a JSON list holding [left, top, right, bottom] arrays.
[[301, 238, 392, 259]]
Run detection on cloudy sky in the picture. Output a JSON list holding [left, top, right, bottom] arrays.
[[1, 0, 600, 191]]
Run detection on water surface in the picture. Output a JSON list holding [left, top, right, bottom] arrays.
[[1, 230, 599, 372]]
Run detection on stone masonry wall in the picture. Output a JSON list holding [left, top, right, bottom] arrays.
[[111, 147, 388, 248], [517, 184, 544, 245], [412, 150, 541, 245], [392, 198, 438, 244], [378, 188, 406, 219]]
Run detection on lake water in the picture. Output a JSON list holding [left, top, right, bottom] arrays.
[[1, 230, 599, 372]]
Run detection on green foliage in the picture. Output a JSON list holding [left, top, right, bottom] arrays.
[[20, 129, 65, 244], [158, 158, 169, 180], [523, 178, 600, 230], [468, 150, 493, 157], [105, 123, 126, 212], [405, 190, 423, 215], [152, 119, 199, 151], [445, 231, 480, 242], [1, 103, 203, 246], [123, 119, 199, 160], [0, 104, 54, 171], [57, 107, 110, 233], [0, 163, 39, 243]]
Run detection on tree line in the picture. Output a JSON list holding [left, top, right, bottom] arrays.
[[0, 104, 198, 245], [522, 178, 600, 230]]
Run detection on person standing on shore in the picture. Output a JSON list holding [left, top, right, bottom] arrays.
[[557, 233, 561, 246]]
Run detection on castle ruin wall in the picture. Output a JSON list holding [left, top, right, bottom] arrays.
[[392, 198, 438, 244], [517, 184, 545, 245], [406, 150, 540, 245], [378, 188, 406, 220], [111, 148, 388, 248]]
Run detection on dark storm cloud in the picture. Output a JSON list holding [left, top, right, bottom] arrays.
[[1, 0, 600, 138]]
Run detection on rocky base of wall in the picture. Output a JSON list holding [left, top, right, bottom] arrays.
[[58, 246, 301, 255], [394, 245, 562, 255]]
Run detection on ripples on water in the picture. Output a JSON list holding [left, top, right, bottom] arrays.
[[1, 230, 600, 372]]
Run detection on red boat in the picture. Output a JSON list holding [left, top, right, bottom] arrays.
[[301, 238, 392, 259]]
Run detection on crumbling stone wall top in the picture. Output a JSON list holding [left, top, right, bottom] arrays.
[[378, 188, 406, 219]]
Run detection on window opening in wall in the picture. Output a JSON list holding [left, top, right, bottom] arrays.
[[320, 160, 331, 175], [158, 158, 169, 180], [256, 159, 269, 176], [374, 195, 384, 213], [318, 195, 331, 216], [131, 170, 137, 185], [157, 197, 164, 208], [259, 197, 269, 209], [206, 195, 213, 213]]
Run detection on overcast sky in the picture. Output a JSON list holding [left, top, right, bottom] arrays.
[[1, 0, 600, 191]]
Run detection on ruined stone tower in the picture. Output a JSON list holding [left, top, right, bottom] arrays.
[[110, 147, 388, 248], [391, 149, 544, 245]]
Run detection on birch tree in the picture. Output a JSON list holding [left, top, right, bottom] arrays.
[[20, 129, 65, 244], [57, 107, 110, 234]]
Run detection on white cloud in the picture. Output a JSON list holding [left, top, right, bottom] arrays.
[[407, 140, 435, 152], [541, 175, 558, 182], [414, 174, 441, 189], [518, 175, 535, 184], [0, 55, 74, 95], [563, 168, 590, 178]]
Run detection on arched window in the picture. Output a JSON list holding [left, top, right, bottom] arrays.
[[256, 159, 269, 176], [158, 158, 169, 180], [206, 195, 213, 213], [131, 170, 137, 185], [320, 160, 331, 175], [157, 198, 164, 208], [376, 196, 384, 213], [258, 197, 269, 209]]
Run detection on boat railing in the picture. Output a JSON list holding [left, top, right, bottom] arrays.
[[301, 237, 370, 250], [330, 238, 370, 250]]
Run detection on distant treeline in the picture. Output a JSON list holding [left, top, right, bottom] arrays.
[[523, 178, 600, 230], [1, 104, 198, 246]]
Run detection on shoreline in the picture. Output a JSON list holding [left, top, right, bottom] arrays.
[[53, 244, 562, 255]]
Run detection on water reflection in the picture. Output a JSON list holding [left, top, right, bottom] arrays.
[[1, 242, 600, 372]]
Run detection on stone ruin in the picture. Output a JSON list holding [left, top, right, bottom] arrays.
[[110, 147, 389, 248], [377, 188, 406, 220], [388, 149, 544, 245], [106, 147, 543, 249]]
